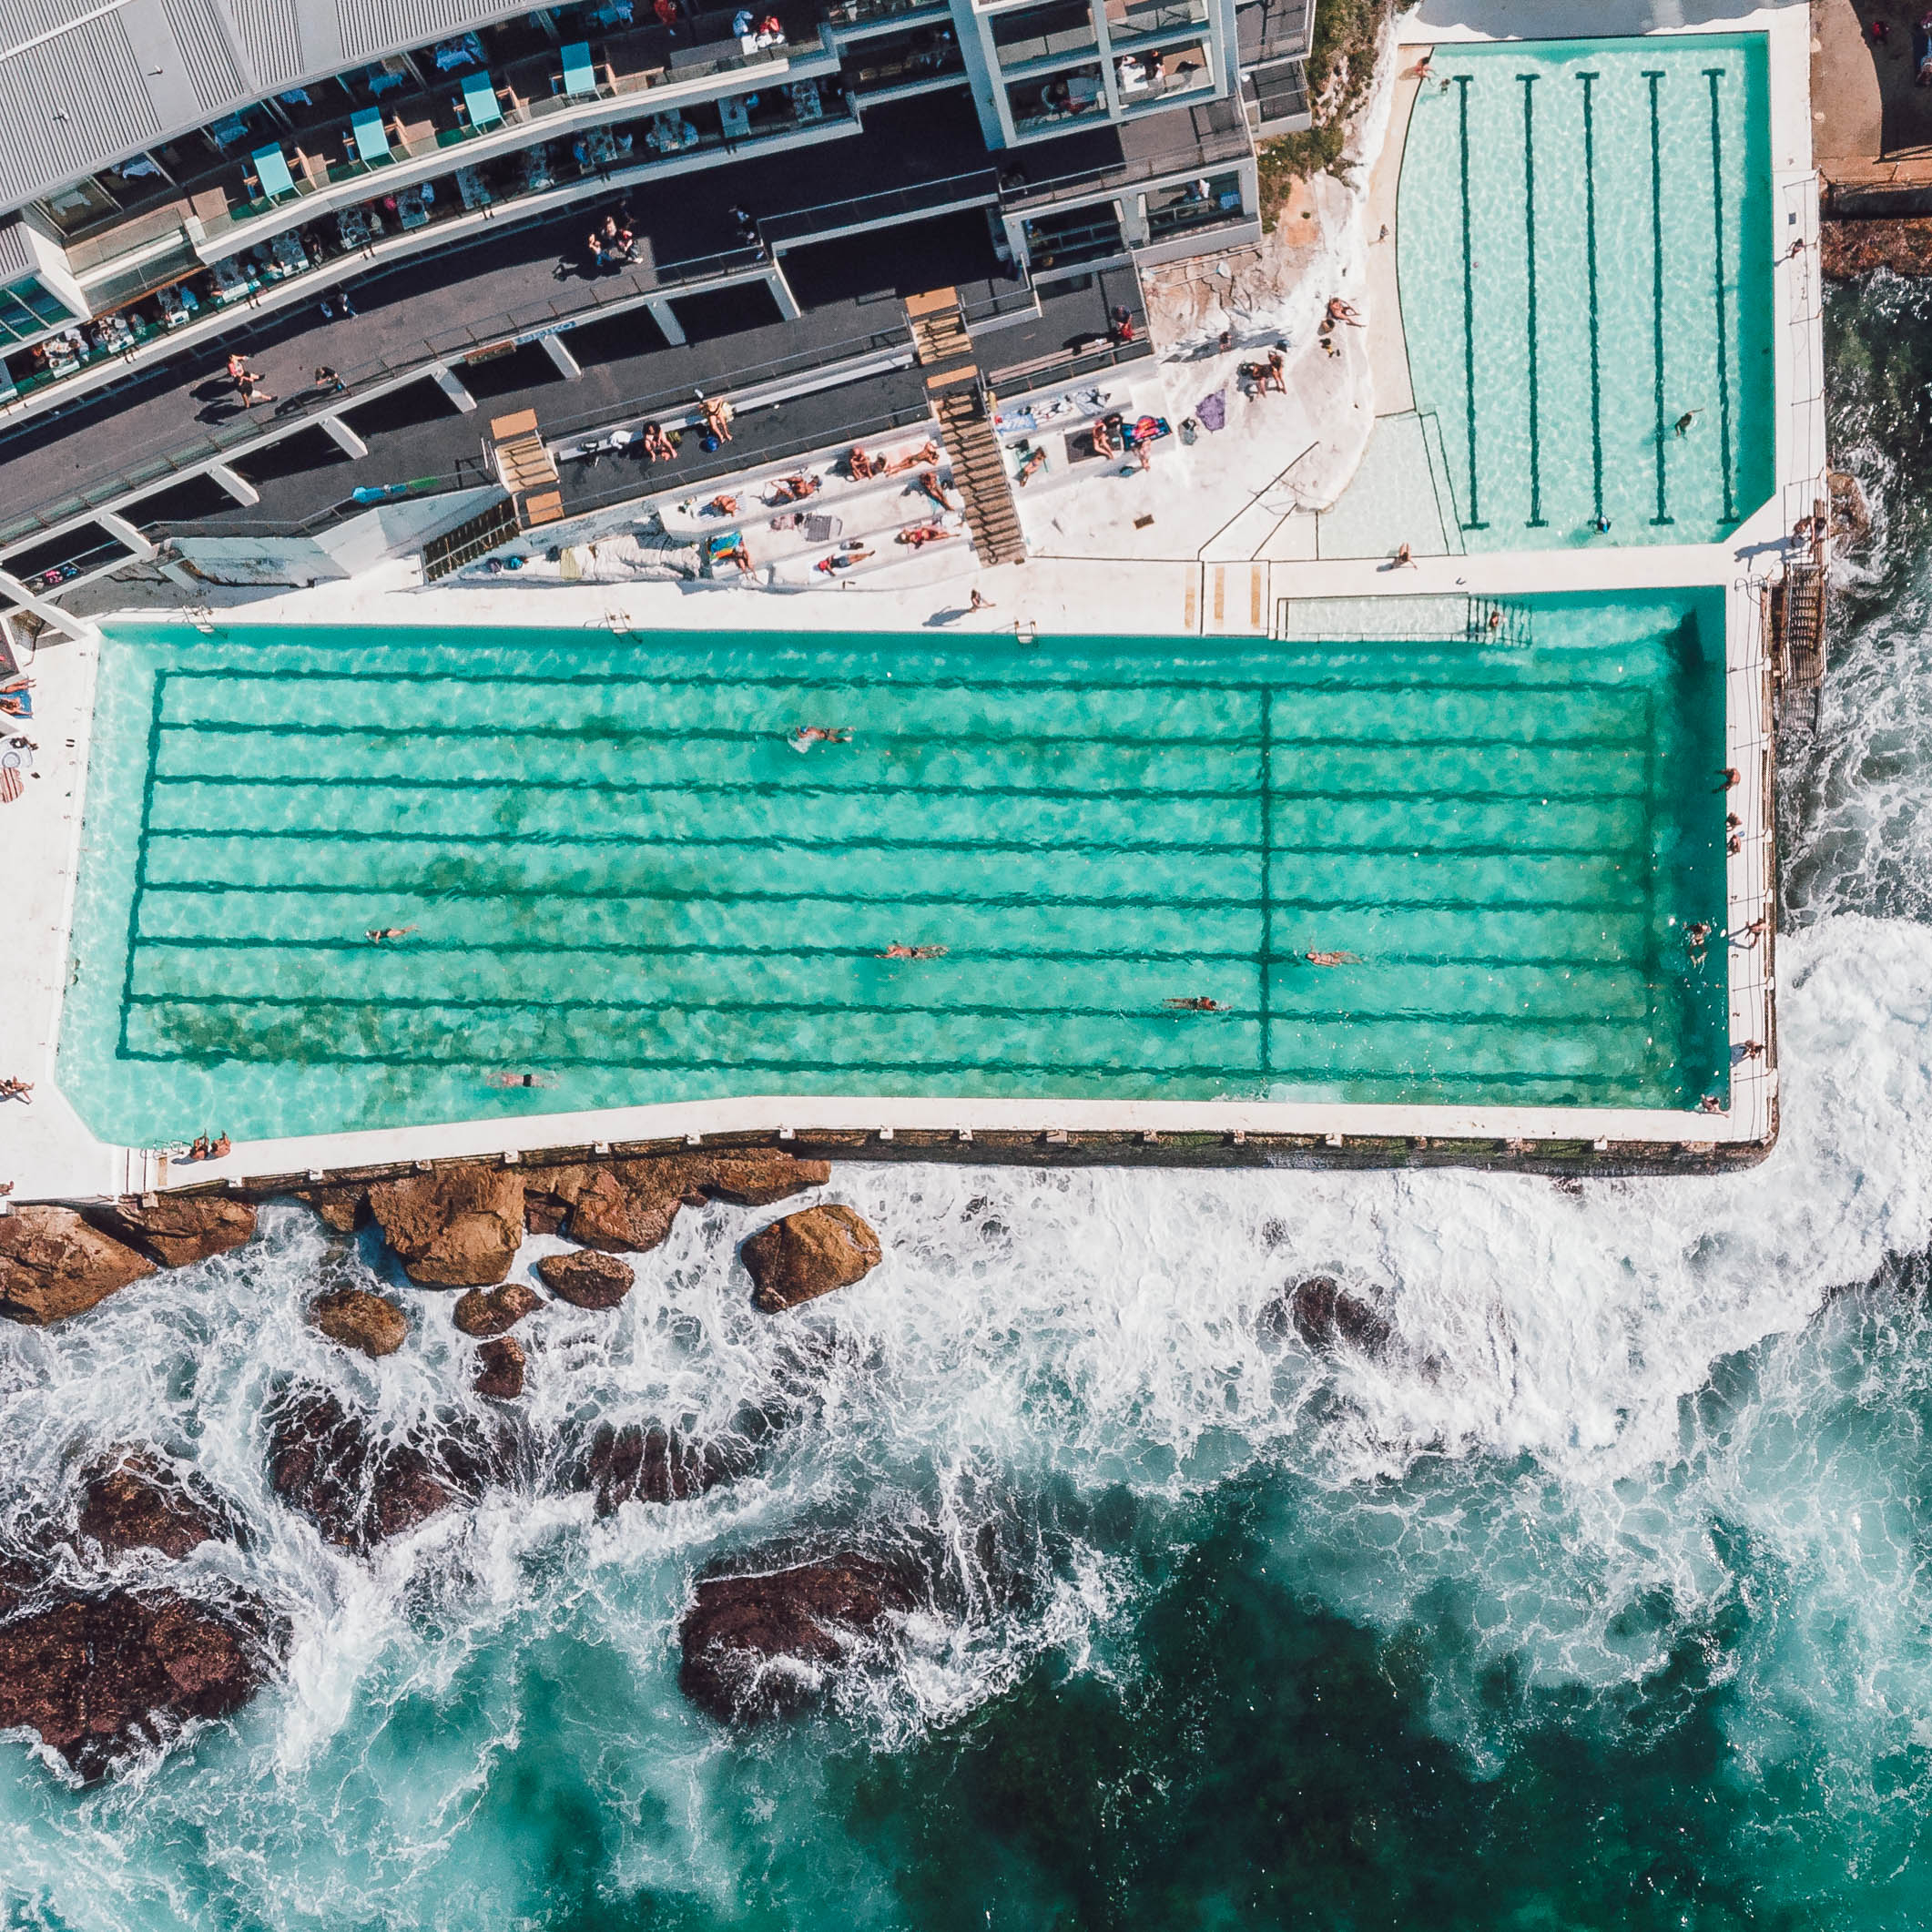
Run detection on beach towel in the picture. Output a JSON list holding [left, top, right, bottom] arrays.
[[802, 514, 842, 543], [1195, 391, 1226, 432]]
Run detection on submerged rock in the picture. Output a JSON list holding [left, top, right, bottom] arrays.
[[571, 1422, 736, 1516], [81, 1195, 256, 1270], [263, 1386, 502, 1552], [677, 1555, 920, 1723], [308, 1286, 408, 1357], [452, 1281, 543, 1337], [367, 1164, 525, 1288], [535, 1249, 634, 1310], [473, 1337, 525, 1400], [0, 1207, 156, 1326], [0, 1588, 280, 1783], [742, 1205, 882, 1313], [1283, 1276, 1394, 1357], [76, 1451, 239, 1560]]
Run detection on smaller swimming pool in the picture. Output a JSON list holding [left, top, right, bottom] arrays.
[[59, 603, 1732, 1145], [1397, 32, 1774, 550]]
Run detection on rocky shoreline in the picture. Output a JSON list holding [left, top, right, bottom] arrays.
[[0, 1150, 894, 1779], [0, 1152, 1384, 1780]]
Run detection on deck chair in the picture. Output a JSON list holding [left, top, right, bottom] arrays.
[[461, 69, 504, 129], [251, 144, 299, 201], [350, 107, 392, 165], [561, 40, 597, 97]]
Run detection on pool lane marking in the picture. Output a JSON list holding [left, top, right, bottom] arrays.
[[1520, 73, 1546, 528], [1260, 689, 1275, 1077], [115, 668, 168, 1063], [1454, 72, 1487, 530], [1579, 72, 1604, 526], [1644, 69, 1673, 526], [1705, 66, 1736, 524]]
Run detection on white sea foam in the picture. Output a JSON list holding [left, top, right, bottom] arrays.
[[6, 913, 1932, 1921]]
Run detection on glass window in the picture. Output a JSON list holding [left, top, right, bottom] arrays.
[[1007, 63, 1105, 128], [0, 278, 71, 344]]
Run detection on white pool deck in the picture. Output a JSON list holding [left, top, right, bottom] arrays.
[[0, 0, 1821, 1204]]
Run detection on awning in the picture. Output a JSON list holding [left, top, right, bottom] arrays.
[[350, 107, 392, 165], [461, 70, 504, 130], [251, 144, 298, 200], [562, 41, 597, 97]]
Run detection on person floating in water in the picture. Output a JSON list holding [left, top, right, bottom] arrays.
[[1305, 951, 1361, 966], [1164, 996, 1225, 1011], [790, 726, 853, 752], [367, 925, 418, 941], [878, 942, 946, 959], [1674, 408, 1703, 438]]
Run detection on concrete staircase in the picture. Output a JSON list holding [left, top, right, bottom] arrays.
[[905, 288, 1027, 568]]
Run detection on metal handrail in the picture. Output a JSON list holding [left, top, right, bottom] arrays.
[[758, 168, 1001, 243], [998, 126, 1254, 206]]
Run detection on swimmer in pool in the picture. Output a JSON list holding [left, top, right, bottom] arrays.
[[1164, 996, 1225, 1011], [790, 726, 853, 752], [1305, 951, 1361, 966], [879, 942, 947, 959], [366, 925, 418, 941]]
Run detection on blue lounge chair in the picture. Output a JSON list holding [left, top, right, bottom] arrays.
[[561, 41, 597, 97], [350, 107, 392, 164], [251, 143, 298, 201], [460, 69, 503, 129]]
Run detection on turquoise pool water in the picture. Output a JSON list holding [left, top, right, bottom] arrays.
[[1397, 33, 1774, 550], [58, 606, 1730, 1144]]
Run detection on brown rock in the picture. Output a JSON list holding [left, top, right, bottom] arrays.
[[293, 1186, 366, 1234], [678, 1556, 920, 1723], [264, 1387, 466, 1552], [308, 1286, 408, 1357], [1283, 1276, 1393, 1356], [521, 1151, 829, 1256], [473, 1336, 525, 1399], [1820, 217, 1932, 280], [452, 1282, 543, 1338], [574, 1422, 735, 1515], [741, 1205, 881, 1313], [535, 1249, 635, 1310], [0, 1588, 280, 1783], [76, 1452, 238, 1560], [367, 1164, 524, 1288], [80, 1195, 256, 1270], [0, 1207, 156, 1326]]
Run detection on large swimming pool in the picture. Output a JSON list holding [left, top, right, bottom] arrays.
[[58, 606, 1730, 1144], [1397, 33, 1774, 550]]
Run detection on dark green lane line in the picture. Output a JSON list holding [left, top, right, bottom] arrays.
[[1455, 73, 1487, 530], [129, 935, 1662, 971], [139, 833, 1647, 864], [1580, 72, 1604, 525], [1644, 69, 1673, 526], [142, 825, 1273, 859], [116, 672, 168, 1063], [1705, 66, 1736, 524], [1520, 73, 1545, 527], [160, 719, 1258, 751], [1259, 689, 1275, 1076], [125, 990, 1657, 1028]]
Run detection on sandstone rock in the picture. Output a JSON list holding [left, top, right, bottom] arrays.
[[309, 1286, 408, 1357], [535, 1249, 635, 1310], [678, 1555, 920, 1723], [81, 1195, 256, 1270], [367, 1164, 524, 1288], [76, 1452, 239, 1560], [1821, 217, 1932, 281], [452, 1281, 543, 1338], [0, 1208, 156, 1326], [264, 1387, 484, 1552], [473, 1337, 525, 1400], [0, 1588, 280, 1783], [573, 1422, 735, 1516], [1283, 1276, 1393, 1357], [522, 1151, 829, 1256], [294, 1187, 366, 1233], [741, 1205, 881, 1313]]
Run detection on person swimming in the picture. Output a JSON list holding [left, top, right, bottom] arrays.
[[879, 942, 946, 959], [366, 925, 418, 941], [1304, 951, 1361, 966], [790, 726, 853, 752], [1164, 996, 1225, 1011]]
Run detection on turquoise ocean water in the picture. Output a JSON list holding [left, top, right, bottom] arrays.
[[59, 594, 1728, 1145]]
